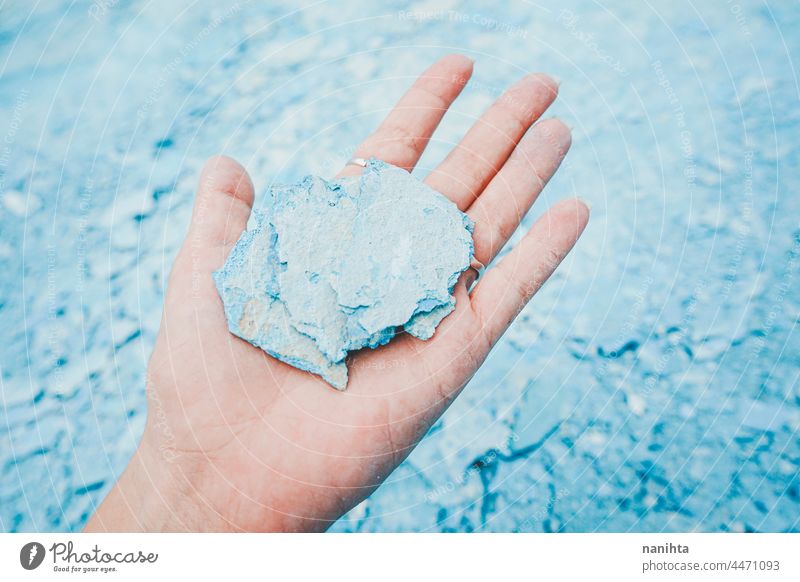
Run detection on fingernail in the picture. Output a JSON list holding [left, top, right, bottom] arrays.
[[576, 197, 592, 212], [451, 53, 474, 65], [551, 75, 562, 87], [463, 268, 478, 291], [546, 116, 573, 131]]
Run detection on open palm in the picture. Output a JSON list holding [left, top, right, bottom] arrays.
[[86, 55, 588, 532]]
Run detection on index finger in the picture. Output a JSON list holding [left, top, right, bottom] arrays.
[[337, 54, 474, 177]]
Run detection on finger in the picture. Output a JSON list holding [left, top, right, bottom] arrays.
[[470, 198, 589, 346], [337, 54, 473, 177], [467, 118, 572, 264], [424, 73, 559, 210], [168, 156, 254, 309], [187, 155, 255, 251]]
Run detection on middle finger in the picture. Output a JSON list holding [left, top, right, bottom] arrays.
[[424, 73, 559, 210]]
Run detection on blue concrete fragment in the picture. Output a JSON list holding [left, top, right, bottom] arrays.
[[213, 159, 474, 389]]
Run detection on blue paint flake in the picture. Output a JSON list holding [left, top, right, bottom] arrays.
[[213, 159, 474, 389]]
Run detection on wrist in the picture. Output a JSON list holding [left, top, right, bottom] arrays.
[[84, 433, 221, 532]]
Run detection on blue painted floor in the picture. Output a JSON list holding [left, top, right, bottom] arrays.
[[1, 0, 798, 532]]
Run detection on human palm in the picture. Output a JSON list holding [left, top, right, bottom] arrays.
[[87, 55, 588, 532]]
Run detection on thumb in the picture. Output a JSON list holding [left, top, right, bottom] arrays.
[[188, 155, 255, 251]]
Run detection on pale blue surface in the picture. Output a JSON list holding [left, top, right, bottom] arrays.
[[1, 0, 798, 532]]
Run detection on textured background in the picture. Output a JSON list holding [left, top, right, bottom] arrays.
[[1, 0, 798, 532]]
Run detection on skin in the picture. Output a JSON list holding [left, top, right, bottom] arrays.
[[85, 55, 589, 532]]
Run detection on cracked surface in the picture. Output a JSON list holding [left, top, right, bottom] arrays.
[[1, 0, 798, 533]]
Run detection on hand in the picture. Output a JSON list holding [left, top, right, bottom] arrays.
[[85, 55, 589, 532]]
